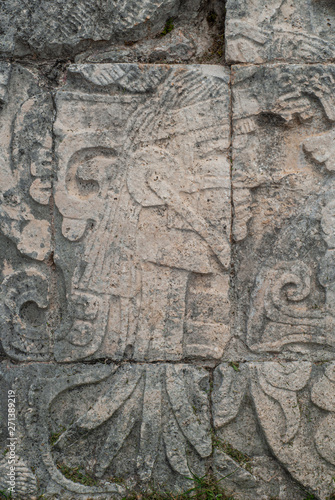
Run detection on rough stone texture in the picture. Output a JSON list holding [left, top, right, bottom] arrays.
[[229, 63, 335, 363], [0, 361, 212, 498], [0, 0, 225, 62], [3, 359, 335, 499], [212, 362, 335, 500], [1, 2, 335, 500], [0, 0, 181, 57], [53, 63, 231, 364], [0, 63, 55, 362], [225, 0, 335, 64]]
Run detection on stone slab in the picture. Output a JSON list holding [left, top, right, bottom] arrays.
[[2, 360, 334, 499], [212, 361, 335, 500], [225, 0, 335, 64], [230, 63, 335, 361], [1, 16, 335, 500], [53, 63, 232, 363], [0, 0, 202, 58], [0, 63, 55, 362], [0, 361, 211, 498]]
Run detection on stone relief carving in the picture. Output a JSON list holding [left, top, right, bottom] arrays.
[[231, 63, 335, 361], [0, 63, 231, 364], [0, 64, 54, 361], [0, 64, 52, 262], [232, 64, 335, 242], [250, 362, 335, 499], [247, 260, 331, 354], [0, 369, 38, 499], [226, 0, 335, 64], [213, 362, 335, 499], [0, 11, 335, 495], [0, 363, 210, 495], [53, 63, 231, 363], [0, 267, 51, 360], [0, 0, 193, 57], [0, 457, 37, 498]]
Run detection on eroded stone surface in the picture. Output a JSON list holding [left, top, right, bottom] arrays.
[[226, 0, 335, 64], [53, 63, 231, 363], [2, 361, 335, 499], [0, 63, 55, 361], [0, 0, 205, 58], [74, 0, 226, 66], [0, 361, 211, 498], [0, 4, 335, 496], [212, 362, 335, 500], [230, 63, 335, 361]]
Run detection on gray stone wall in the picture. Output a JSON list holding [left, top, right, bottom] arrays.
[[0, 1, 335, 499]]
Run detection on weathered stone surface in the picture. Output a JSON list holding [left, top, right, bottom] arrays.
[[0, 63, 55, 362], [53, 63, 231, 363], [73, 0, 226, 66], [3, 360, 335, 499], [1, 1, 335, 496], [225, 0, 335, 64], [212, 362, 335, 500], [74, 29, 197, 65], [0, 0, 204, 58], [230, 63, 335, 361], [0, 361, 211, 498]]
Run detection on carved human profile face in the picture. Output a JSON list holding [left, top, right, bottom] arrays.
[[52, 65, 232, 364], [55, 146, 120, 241]]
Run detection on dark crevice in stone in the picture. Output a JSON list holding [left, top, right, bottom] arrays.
[[48, 91, 59, 360], [207, 366, 216, 477], [228, 64, 236, 370]]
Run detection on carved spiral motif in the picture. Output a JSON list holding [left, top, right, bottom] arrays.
[[247, 261, 327, 352], [0, 267, 51, 360]]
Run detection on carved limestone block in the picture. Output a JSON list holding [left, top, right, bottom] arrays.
[[230, 63, 335, 361], [0, 361, 211, 497], [0, 63, 55, 361], [225, 0, 335, 64], [53, 63, 231, 363], [212, 362, 335, 500], [0, 0, 203, 58]]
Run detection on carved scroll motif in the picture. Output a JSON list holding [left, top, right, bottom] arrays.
[[247, 261, 331, 353]]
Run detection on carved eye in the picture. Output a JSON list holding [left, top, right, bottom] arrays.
[[75, 163, 100, 198], [65, 148, 117, 200], [65, 161, 100, 200]]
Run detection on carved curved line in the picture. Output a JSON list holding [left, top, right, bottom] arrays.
[[250, 333, 335, 353], [165, 365, 212, 458], [256, 368, 301, 443], [28, 366, 125, 494], [0, 267, 51, 361]]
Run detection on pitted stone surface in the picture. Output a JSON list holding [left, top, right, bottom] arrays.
[[0, 361, 211, 497], [230, 63, 335, 362], [212, 362, 335, 500], [53, 63, 231, 363], [0, 0, 192, 57], [3, 360, 335, 499], [0, 63, 55, 362], [225, 0, 335, 64], [1, 2, 335, 499]]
